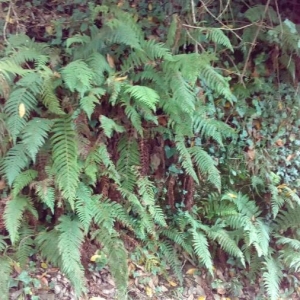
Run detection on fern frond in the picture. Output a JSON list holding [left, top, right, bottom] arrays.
[[16, 224, 34, 267], [262, 256, 281, 300], [22, 118, 53, 162], [175, 137, 199, 184], [36, 229, 62, 266], [56, 216, 86, 295], [4, 196, 34, 244], [94, 227, 128, 298], [0, 256, 12, 299], [125, 85, 159, 111], [61, 60, 94, 96], [42, 77, 65, 115], [204, 28, 233, 51], [189, 146, 221, 191], [12, 169, 38, 197], [35, 183, 56, 214], [190, 227, 213, 274], [1, 143, 30, 186], [75, 183, 95, 233], [159, 240, 183, 284], [100, 115, 125, 138], [117, 136, 140, 191], [51, 117, 79, 207], [80, 88, 105, 119]]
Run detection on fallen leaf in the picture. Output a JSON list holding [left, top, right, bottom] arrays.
[[275, 139, 284, 147], [41, 262, 48, 269], [186, 268, 198, 275], [197, 297, 206, 300], [90, 254, 101, 262], [145, 286, 153, 297], [167, 279, 177, 287]]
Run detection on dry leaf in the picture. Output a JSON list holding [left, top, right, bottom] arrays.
[[114, 76, 128, 82], [197, 297, 206, 300], [186, 268, 198, 275], [167, 279, 177, 287], [41, 262, 48, 269], [275, 139, 284, 147], [107, 54, 115, 69], [145, 286, 153, 297], [90, 254, 101, 262], [247, 148, 255, 160], [19, 103, 26, 118]]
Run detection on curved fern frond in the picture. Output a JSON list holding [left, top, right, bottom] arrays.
[[125, 85, 159, 111], [4, 196, 35, 244]]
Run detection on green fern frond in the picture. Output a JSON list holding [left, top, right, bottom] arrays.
[[22, 118, 53, 162], [80, 88, 105, 119], [4, 196, 34, 244], [123, 104, 143, 135], [42, 78, 65, 115], [61, 60, 94, 97], [262, 256, 281, 300], [175, 137, 199, 184], [16, 224, 34, 267], [51, 117, 79, 207], [105, 18, 142, 50], [189, 146, 221, 191], [5, 73, 43, 141], [94, 227, 128, 298], [35, 183, 55, 213], [0, 256, 12, 299], [159, 241, 183, 284], [205, 28, 233, 51], [56, 216, 86, 295], [1, 143, 30, 186], [207, 226, 245, 265], [117, 136, 140, 191], [36, 229, 62, 266], [190, 227, 213, 274], [75, 183, 95, 233], [12, 169, 38, 196], [100, 115, 125, 138], [170, 72, 195, 114], [125, 85, 159, 111]]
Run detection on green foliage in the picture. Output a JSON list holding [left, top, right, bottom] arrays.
[[1, 1, 300, 299]]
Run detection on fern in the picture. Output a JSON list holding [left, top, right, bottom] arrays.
[[4, 196, 35, 244], [94, 227, 128, 299], [56, 216, 86, 295], [125, 85, 160, 111], [189, 146, 221, 191], [0, 256, 12, 299], [262, 256, 282, 300], [16, 224, 35, 267], [117, 136, 140, 191], [22, 118, 53, 162], [12, 169, 38, 196], [51, 116, 79, 207], [75, 183, 96, 233], [61, 60, 95, 97], [190, 227, 213, 274], [100, 115, 125, 138]]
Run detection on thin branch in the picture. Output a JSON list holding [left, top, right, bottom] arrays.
[[239, 0, 272, 84], [3, 1, 13, 44]]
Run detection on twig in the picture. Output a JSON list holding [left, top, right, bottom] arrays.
[[3, 1, 13, 44], [239, 0, 272, 84], [217, 0, 231, 20], [190, 0, 198, 53], [182, 22, 254, 32], [199, 0, 242, 41]]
